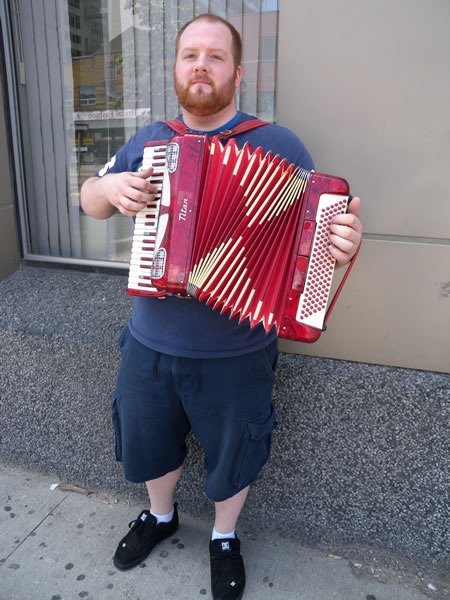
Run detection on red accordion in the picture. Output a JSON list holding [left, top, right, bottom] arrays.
[[128, 133, 356, 343]]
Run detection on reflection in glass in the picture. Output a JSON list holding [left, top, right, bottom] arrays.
[[14, 0, 279, 265]]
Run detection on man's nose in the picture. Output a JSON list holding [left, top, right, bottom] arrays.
[[194, 55, 208, 71]]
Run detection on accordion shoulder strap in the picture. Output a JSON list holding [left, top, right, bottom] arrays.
[[165, 117, 270, 139], [164, 119, 189, 135], [323, 241, 361, 327]]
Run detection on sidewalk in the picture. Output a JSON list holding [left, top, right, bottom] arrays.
[[0, 464, 443, 600]]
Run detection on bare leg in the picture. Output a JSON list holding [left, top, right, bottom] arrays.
[[214, 485, 250, 534], [145, 466, 182, 514]]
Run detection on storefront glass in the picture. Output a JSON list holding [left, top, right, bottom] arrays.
[[5, 0, 279, 266]]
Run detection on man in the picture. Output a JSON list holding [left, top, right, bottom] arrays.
[[81, 13, 362, 600]]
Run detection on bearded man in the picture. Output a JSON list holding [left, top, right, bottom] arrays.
[[81, 13, 362, 600]]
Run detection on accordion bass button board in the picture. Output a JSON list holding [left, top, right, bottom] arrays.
[[127, 134, 355, 343], [279, 192, 350, 343]]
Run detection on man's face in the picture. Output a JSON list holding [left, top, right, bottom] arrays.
[[174, 20, 242, 118]]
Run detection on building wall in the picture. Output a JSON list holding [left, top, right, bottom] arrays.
[[277, 0, 450, 373], [0, 43, 20, 281], [1, 1, 449, 372]]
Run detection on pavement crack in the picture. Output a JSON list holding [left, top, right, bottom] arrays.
[[1, 494, 69, 565]]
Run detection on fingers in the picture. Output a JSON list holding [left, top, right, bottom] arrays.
[[133, 166, 154, 180], [328, 235, 358, 266], [329, 196, 363, 265], [331, 197, 361, 230], [347, 196, 361, 218], [110, 170, 159, 217]]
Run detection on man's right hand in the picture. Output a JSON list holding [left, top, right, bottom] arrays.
[[80, 167, 156, 219]]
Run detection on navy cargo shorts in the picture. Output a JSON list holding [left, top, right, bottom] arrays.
[[111, 326, 278, 502]]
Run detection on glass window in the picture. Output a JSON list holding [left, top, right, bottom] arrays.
[[261, 36, 277, 61], [79, 85, 96, 105], [69, 13, 81, 29], [106, 82, 117, 106], [6, 0, 280, 267]]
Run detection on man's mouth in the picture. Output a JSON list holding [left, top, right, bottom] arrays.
[[190, 78, 213, 86]]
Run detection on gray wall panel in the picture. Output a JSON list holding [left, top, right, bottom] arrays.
[[278, 0, 450, 372]]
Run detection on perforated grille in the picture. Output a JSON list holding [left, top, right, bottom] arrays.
[[296, 195, 348, 329]]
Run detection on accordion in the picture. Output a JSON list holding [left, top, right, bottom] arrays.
[[127, 133, 357, 343]]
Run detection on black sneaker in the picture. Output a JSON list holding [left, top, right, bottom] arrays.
[[113, 503, 179, 570], [210, 537, 246, 600]]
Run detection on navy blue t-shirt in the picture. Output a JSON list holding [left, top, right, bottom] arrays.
[[96, 112, 315, 358]]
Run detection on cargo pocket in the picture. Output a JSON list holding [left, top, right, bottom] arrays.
[[118, 326, 129, 351], [238, 405, 277, 489], [110, 394, 123, 462]]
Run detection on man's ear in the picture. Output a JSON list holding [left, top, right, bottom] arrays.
[[235, 65, 243, 89]]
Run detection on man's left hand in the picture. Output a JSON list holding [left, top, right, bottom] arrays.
[[328, 196, 362, 266]]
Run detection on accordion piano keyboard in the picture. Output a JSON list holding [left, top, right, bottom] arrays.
[[127, 142, 167, 296]]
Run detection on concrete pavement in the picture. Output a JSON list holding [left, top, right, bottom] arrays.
[[1, 463, 445, 600]]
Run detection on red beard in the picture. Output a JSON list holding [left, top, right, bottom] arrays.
[[174, 72, 237, 117]]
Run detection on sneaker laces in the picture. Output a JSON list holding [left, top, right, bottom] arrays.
[[123, 512, 155, 550], [212, 545, 243, 586]]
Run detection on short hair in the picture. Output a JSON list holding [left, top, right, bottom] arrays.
[[175, 13, 242, 68]]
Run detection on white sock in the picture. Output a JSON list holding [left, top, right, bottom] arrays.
[[150, 507, 174, 524], [211, 526, 236, 540]]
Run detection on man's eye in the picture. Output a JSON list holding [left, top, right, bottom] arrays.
[[210, 55, 223, 61]]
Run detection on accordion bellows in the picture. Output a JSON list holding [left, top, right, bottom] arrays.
[[128, 133, 351, 343]]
